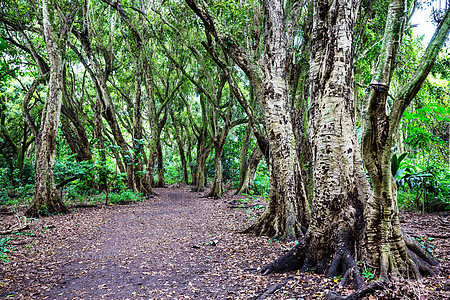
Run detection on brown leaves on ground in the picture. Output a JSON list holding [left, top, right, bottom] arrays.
[[0, 187, 449, 299]]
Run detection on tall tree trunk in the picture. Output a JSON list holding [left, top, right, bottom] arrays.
[[236, 127, 251, 193], [305, 0, 368, 273], [131, 56, 152, 194], [243, 0, 301, 240], [207, 136, 226, 198], [171, 111, 189, 184], [26, 0, 72, 217], [261, 0, 369, 286], [193, 132, 211, 192], [361, 1, 449, 279], [186, 0, 307, 239]]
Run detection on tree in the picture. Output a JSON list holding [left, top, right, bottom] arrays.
[[361, 3, 450, 279], [259, 0, 369, 286], [27, 0, 76, 217], [186, 0, 306, 240], [260, 2, 449, 296]]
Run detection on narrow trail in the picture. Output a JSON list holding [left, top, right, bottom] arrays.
[[2, 187, 292, 299], [2, 187, 449, 299]]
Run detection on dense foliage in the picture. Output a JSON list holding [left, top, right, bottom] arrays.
[[0, 0, 448, 213]]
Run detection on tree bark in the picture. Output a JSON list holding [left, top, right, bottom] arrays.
[[26, 0, 73, 217], [236, 146, 263, 195], [361, 2, 449, 279], [236, 127, 251, 193], [186, 0, 306, 240], [171, 111, 189, 184], [261, 0, 369, 284]]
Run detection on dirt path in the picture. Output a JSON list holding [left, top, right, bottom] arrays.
[[1, 188, 296, 299], [1, 187, 449, 299], [45, 188, 277, 299]]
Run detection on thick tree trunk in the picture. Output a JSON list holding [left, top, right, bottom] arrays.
[[305, 0, 367, 272], [261, 0, 369, 284], [26, 0, 70, 217], [171, 113, 189, 184], [193, 152, 209, 192], [131, 58, 152, 194], [236, 127, 251, 193], [207, 139, 225, 198], [243, 0, 302, 241]]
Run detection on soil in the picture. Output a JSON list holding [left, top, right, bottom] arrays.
[[0, 186, 449, 299]]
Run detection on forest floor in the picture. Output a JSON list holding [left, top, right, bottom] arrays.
[[0, 186, 449, 299]]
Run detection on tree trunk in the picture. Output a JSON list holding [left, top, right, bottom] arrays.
[[361, 0, 449, 279], [26, 0, 71, 217], [236, 146, 262, 195], [131, 57, 152, 194], [261, 0, 369, 284], [207, 138, 225, 198], [236, 127, 251, 193], [304, 0, 368, 272], [185, 0, 307, 239], [193, 135, 211, 192], [243, 0, 302, 240], [171, 112, 189, 184]]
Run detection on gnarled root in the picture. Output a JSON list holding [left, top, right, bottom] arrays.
[[325, 281, 386, 300], [326, 232, 364, 289], [261, 230, 363, 289], [260, 238, 307, 275], [402, 229, 439, 278]]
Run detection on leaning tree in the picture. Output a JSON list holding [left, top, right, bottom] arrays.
[[361, 2, 450, 279], [26, 0, 77, 217]]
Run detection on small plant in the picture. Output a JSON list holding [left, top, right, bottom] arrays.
[[0, 237, 12, 262], [358, 261, 375, 280], [362, 267, 374, 279]]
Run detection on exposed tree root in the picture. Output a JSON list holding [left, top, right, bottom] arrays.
[[242, 208, 303, 241], [252, 277, 293, 300], [205, 190, 222, 199], [191, 186, 205, 192], [0, 224, 29, 235], [325, 281, 385, 300], [326, 232, 364, 289], [260, 238, 307, 275], [261, 228, 440, 298], [402, 230, 439, 277], [26, 200, 69, 218], [261, 234, 364, 289]]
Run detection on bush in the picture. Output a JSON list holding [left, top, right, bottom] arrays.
[[108, 189, 143, 205]]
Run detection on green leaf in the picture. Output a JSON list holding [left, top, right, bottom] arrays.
[[0, 38, 6, 50]]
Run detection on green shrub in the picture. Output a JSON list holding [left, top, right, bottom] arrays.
[[108, 189, 143, 205]]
